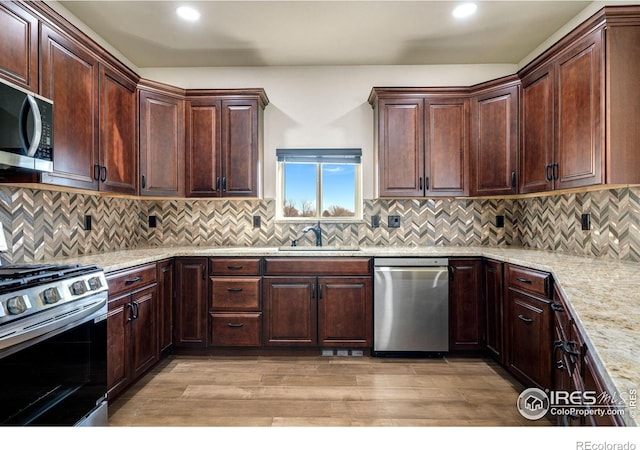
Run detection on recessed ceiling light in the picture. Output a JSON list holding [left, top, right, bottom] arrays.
[[452, 2, 477, 19], [176, 6, 200, 22]]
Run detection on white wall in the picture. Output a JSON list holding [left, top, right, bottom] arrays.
[[140, 64, 516, 199]]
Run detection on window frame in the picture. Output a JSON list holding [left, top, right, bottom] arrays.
[[275, 149, 363, 222]]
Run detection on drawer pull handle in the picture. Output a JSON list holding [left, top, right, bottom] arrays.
[[227, 265, 244, 270], [562, 340, 581, 357], [518, 314, 533, 323], [226, 287, 243, 292], [551, 302, 564, 312], [516, 277, 532, 284], [124, 276, 142, 285], [227, 323, 244, 328]]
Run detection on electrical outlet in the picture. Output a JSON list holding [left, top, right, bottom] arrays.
[[83, 215, 92, 231], [388, 215, 401, 228], [148, 215, 157, 228], [581, 213, 591, 231], [371, 215, 380, 228], [496, 215, 505, 228], [252, 216, 261, 228]]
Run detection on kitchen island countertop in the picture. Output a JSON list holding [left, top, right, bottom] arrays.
[[48, 245, 639, 425]]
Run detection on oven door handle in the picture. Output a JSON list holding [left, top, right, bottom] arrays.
[[0, 294, 107, 357]]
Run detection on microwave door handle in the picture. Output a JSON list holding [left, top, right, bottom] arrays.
[[20, 95, 42, 157]]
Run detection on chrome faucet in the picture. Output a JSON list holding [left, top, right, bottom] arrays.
[[302, 222, 322, 247]]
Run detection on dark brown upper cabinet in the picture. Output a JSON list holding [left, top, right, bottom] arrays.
[[0, 2, 38, 92], [369, 89, 469, 198], [99, 65, 138, 195], [38, 21, 139, 193], [139, 81, 185, 197], [520, 30, 602, 194], [470, 78, 520, 196], [519, 9, 640, 192], [39, 24, 101, 190], [185, 90, 268, 198]]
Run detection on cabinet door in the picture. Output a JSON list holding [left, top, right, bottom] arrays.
[[449, 259, 483, 351], [186, 99, 221, 197], [520, 65, 554, 194], [318, 276, 372, 347], [99, 65, 138, 194], [40, 25, 100, 190], [426, 98, 469, 196], [221, 99, 260, 197], [157, 259, 174, 355], [131, 285, 158, 379], [140, 90, 185, 197], [484, 259, 504, 362], [471, 85, 519, 196], [263, 277, 317, 346], [376, 98, 424, 197], [0, 2, 38, 91], [508, 288, 552, 389], [555, 30, 603, 190], [175, 258, 208, 347], [107, 295, 131, 399]]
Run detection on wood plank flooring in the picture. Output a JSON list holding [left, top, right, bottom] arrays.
[[108, 355, 554, 426]]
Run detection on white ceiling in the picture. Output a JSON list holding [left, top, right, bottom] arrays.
[[57, 1, 594, 67]]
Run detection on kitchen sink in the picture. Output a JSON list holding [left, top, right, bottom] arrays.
[[277, 245, 360, 252]]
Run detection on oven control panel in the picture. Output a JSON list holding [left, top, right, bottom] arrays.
[[0, 270, 108, 325]]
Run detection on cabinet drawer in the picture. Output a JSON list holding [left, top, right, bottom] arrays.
[[211, 277, 261, 310], [264, 257, 372, 276], [209, 313, 262, 346], [210, 258, 261, 276], [507, 265, 551, 298], [107, 264, 157, 298]]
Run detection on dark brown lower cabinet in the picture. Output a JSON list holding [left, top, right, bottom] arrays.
[[552, 286, 623, 426], [484, 259, 504, 362], [106, 264, 158, 400], [157, 259, 174, 355], [210, 312, 262, 346], [263, 275, 373, 348], [318, 276, 372, 347], [107, 283, 157, 400], [263, 277, 317, 346], [175, 258, 208, 347], [449, 259, 484, 351], [508, 287, 552, 390]]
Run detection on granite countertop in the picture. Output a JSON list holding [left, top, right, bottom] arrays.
[[50, 245, 639, 425]]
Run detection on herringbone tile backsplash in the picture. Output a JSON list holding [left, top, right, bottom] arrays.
[[1, 185, 639, 264]]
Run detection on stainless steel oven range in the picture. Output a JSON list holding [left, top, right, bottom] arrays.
[[0, 264, 108, 426]]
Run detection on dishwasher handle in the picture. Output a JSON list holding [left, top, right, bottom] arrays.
[[374, 266, 449, 273]]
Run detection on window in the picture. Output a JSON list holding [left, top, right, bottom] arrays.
[[277, 148, 362, 220]]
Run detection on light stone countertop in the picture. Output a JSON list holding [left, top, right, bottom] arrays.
[[50, 244, 640, 426]]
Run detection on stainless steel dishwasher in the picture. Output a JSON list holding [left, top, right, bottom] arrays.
[[373, 258, 449, 356]]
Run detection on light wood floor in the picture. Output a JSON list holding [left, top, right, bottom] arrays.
[[108, 355, 555, 426]]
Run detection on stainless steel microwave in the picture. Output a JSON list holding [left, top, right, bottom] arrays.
[[0, 78, 53, 172]]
